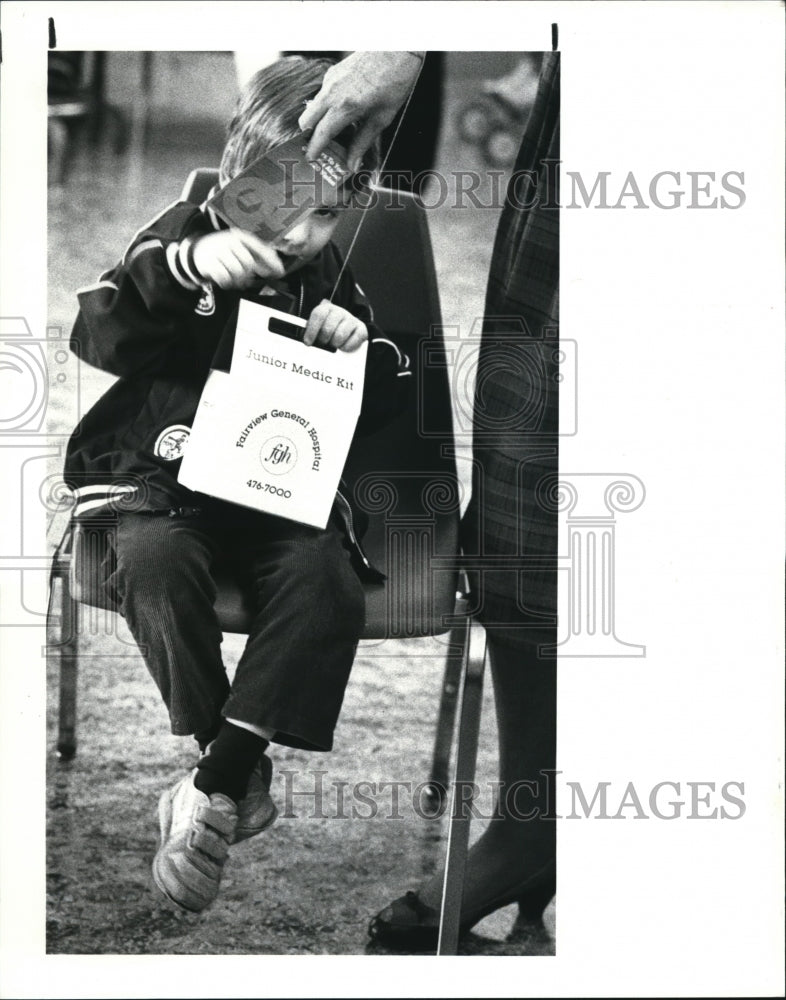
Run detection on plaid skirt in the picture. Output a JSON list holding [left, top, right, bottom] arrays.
[[460, 53, 560, 647]]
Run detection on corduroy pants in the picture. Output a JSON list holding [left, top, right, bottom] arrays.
[[107, 506, 366, 751]]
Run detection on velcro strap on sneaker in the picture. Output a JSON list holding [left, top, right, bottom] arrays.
[[176, 847, 222, 883], [196, 804, 236, 839], [190, 827, 231, 862]]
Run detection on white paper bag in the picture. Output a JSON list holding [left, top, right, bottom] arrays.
[[178, 300, 367, 528]]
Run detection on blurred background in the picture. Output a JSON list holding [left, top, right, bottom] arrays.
[[46, 51, 554, 956]]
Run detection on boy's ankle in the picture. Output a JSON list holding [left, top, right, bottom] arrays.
[[194, 723, 222, 755], [194, 721, 269, 803]]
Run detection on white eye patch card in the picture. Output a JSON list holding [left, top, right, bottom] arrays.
[[207, 133, 352, 242]]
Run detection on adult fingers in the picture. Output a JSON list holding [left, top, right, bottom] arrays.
[[302, 105, 356, 162], [345, 115, 388, 172], [298, 89, 330, 134]]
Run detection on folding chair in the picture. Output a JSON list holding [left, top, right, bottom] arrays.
[[47, 174, 487, 954]]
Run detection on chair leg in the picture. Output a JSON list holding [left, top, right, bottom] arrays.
[[56, 570, 79, 761], [436, 617, 488, 955], [47, 117, 69, 185], [423, 624, 466, 809]]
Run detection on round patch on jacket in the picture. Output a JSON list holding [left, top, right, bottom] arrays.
[[154, 425, 190, 461], [195, 285, 215, 316]]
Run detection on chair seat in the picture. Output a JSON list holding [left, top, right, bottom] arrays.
[[69, 501, 458, 640], [212, 565, 391, 637]]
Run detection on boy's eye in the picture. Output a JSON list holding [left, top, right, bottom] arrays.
[[314, 207, 341, 219]]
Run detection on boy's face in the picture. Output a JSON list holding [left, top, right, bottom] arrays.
[[272, 203, 346, 275]]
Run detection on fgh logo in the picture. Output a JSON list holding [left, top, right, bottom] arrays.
[[260, 435, 297, 476]]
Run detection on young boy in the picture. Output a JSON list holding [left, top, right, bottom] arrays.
[[64, 57, 410, 913]]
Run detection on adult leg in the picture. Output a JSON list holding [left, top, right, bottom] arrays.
[[368, 627, 556, 945], [417, 627, 556, 913], [432, 50, 562, 916], [109, 511, 229, 736], [370, 52, 560, 944]]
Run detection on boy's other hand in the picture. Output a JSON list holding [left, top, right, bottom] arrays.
[[191, 229, 285, 289], [299, 52, 424, 170], [303, 300, 368, 352]]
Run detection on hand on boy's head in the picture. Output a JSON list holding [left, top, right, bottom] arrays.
[[303, 299, 368, 352], [299, 51, 424, 169], [191, 229, 285, 289]]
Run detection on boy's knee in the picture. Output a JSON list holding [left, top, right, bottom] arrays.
[[326, 542, 366, 628], [285, 532, 366, 624], [113, 515, 212, 591], [333, 558, 366, 628]]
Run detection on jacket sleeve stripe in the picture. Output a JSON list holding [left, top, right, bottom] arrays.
[[72, 495, 132, 517], [371, 336, 410, 369], [165, 242, 201, 291], [354, 282, 374, 323], [124, 238, 164, 268], [121, 198, 183, 259], [70, 484, 138, 498], [70, 484, 140, 518], [76, 279, 119, 296], [179, 237, 206, 287]]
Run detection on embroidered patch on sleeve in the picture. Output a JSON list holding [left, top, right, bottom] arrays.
[[196, 285, 216, 316], [154, 425, 191, 460]]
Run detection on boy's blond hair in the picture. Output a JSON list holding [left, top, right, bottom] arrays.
[[220, 56, 380, 192]]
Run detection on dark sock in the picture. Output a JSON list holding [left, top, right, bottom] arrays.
[[194, 721, 269, 804], [194, 722, 222, 754]]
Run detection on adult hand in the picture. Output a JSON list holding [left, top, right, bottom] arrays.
[[299, 51, 424, 170]]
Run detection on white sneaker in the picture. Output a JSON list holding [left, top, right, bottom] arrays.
[[152, 770, 237, 912]]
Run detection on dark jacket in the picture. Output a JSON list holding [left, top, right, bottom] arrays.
[[64, 201, 411, 580]]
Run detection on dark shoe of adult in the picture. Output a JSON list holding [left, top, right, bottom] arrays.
[[368, 860, 555, 952]]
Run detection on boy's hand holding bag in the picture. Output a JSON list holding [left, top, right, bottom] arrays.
[[178, 300, 367, 529]]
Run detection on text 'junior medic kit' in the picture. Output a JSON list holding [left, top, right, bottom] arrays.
[[178, 299, 367, 528]]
